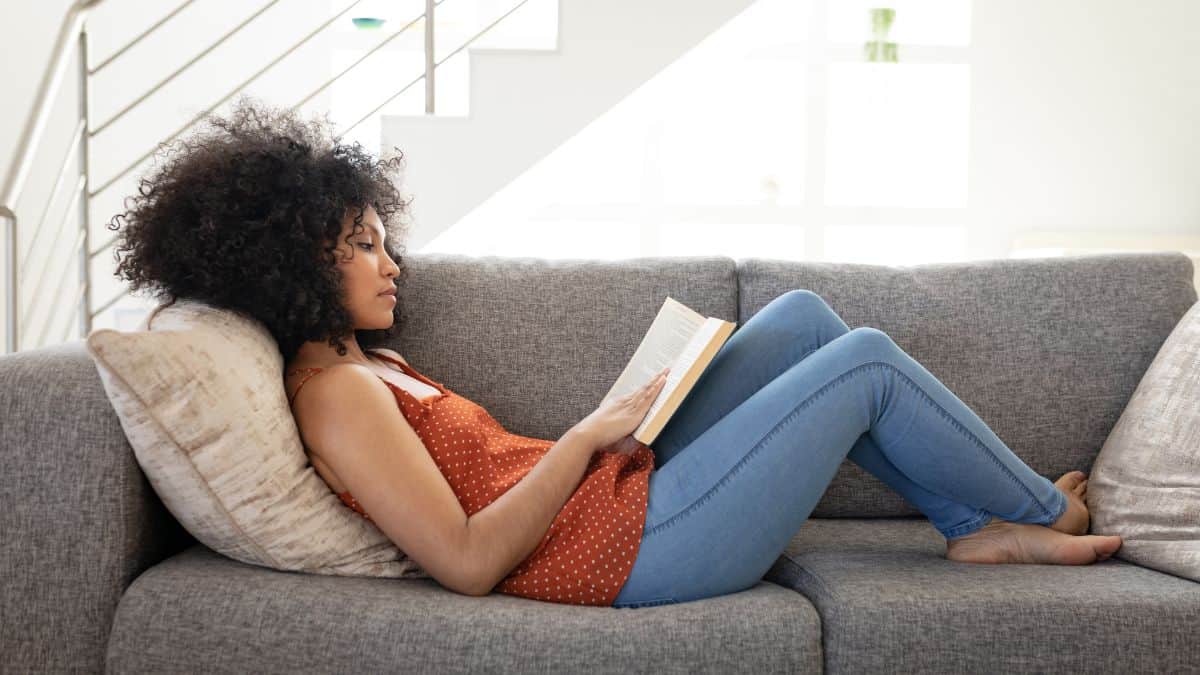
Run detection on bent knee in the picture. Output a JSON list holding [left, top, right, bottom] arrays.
[[770, 289, 838, 323], [778, 289, 827, 310], [843, 326, 900, 357]]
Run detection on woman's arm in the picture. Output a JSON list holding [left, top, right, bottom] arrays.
[[465, 426, 600, 594]]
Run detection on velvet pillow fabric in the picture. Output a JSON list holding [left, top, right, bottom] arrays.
[[85, 298, 428, 579], [1089, 300, 1200, 582]]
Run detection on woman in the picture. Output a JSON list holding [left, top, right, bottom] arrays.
[[110, 97, 1122, 609]]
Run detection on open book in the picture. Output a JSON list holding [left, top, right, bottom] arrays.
[[601, 297, 737, 446]]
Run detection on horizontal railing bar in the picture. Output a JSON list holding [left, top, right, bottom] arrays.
[[434, 0, 530, 71], [20, 176, 86, 330], [27, 226, 86, 348], [90, 231, 117, 260], [88, 0, 198, 75], [290, 0, 446, 112], [1, 3, 96, 215], [341, 0, 530, 136], [90, 0, 283, 136], [61, 281, 89, 343], [340, 72, 424, 138], [3, 209, 16, 352], [90, 285, 127, 321], [19, 118, 87, 281], [89, 0, 367, 198]]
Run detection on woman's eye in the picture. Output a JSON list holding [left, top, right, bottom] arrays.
[[358, 243, 375, 251]]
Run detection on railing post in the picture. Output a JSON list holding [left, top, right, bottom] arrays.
[[80, 28, 92, 340], [2, 207, 15, 353], [425, 0, 435, 114]]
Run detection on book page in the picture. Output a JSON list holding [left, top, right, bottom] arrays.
[[603, 297, 706, 404], [635, 317, 723, 437]]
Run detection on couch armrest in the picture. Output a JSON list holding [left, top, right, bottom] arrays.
[[0, 341, 193, 672]]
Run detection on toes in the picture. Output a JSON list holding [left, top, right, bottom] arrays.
[[1061, 471, 1086, 486]]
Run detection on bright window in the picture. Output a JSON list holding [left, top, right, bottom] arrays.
[[825, 225, 968, 264], [658, 223, 807, 261], [824, 63, 970, 208]]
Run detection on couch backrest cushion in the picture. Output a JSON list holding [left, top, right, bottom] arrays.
[[385, 253, 738, 442], [737, 252, 1198, 517]]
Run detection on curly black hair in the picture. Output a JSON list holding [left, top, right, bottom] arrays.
[[107, 95, 413, 362]]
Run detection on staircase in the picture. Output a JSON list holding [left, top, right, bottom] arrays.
[[382, 0, 759, 251], [2, 0, 757, 352]]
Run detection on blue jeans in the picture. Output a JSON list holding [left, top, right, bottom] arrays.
[[610, 290, 1068, 608]]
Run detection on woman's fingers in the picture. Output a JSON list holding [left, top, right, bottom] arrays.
[[624, 370, 669, 406], [642, 372, 666, 402]]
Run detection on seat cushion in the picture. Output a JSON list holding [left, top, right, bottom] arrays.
[[765, 518, 1200, 674], [107, 545, 822, 673]]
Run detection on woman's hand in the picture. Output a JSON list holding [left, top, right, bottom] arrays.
[[574, 367, 670, 451], [602, 434, 648, 456]]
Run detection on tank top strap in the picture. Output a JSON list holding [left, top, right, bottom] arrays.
[[286, 367, 324, 405]]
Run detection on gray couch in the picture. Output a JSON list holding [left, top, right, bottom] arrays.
[[4, 251, 1199, 674]]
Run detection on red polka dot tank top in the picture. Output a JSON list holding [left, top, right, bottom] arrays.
[[286, 349, 654, 606]]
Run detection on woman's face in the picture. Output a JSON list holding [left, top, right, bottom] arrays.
[[332, 205, 400, 329]]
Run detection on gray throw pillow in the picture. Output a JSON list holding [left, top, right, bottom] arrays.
[[1089, 299, 1200, 582]]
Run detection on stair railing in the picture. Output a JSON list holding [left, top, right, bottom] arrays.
[[2, 0, 532, 354]]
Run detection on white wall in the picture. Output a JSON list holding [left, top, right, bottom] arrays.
[[969, 0, 1200, 250], [427, 0, 1200, 276]]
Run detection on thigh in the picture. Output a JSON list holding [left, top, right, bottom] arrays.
[[651, 290, 851, 469], [614, 329, 884, 607]]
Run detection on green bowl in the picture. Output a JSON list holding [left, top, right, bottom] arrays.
[[351, 17, 386, 29]]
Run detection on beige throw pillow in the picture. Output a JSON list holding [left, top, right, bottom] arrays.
[[1089, 299, 1200, 582], [85, 298, 428, 579]]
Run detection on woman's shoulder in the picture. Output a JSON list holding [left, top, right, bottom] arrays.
[[284, 347, 409, 374], [365, 347, 409, 366]]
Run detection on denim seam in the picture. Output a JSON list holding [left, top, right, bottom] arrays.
[[646, 361, 1055, 537], [939, 508, 994, 539], [877, 362, 1059, 521]]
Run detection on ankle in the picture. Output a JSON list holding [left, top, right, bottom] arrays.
[[947, 516, 1004, 542]]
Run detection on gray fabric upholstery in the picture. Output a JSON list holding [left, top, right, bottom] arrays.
[[389, 253, 739, 442], [765, 518, 1200, 674], [0, 342, 195, 674], [739, 252, 1199, 517], [3, 250, 1196, 673], [106, 545, 821, 674]]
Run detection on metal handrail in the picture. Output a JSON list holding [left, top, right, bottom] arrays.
[[90, 0, 285, 137], [4, 0, 537, 353], [21, 176, 87, 332], [87, 0, 197, 75], [87, 0, 437, 308], [18, 119, 86, 282], [342, 0, 531, 135], [0, 1, 98, 212], [2, 0, 100, 353], [291, 0, 450, 119], [90, 0, 368, 196]]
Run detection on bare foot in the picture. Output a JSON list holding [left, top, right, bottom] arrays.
[[946, 517, 1121, 565], [1049, 470, 1090, 535]]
